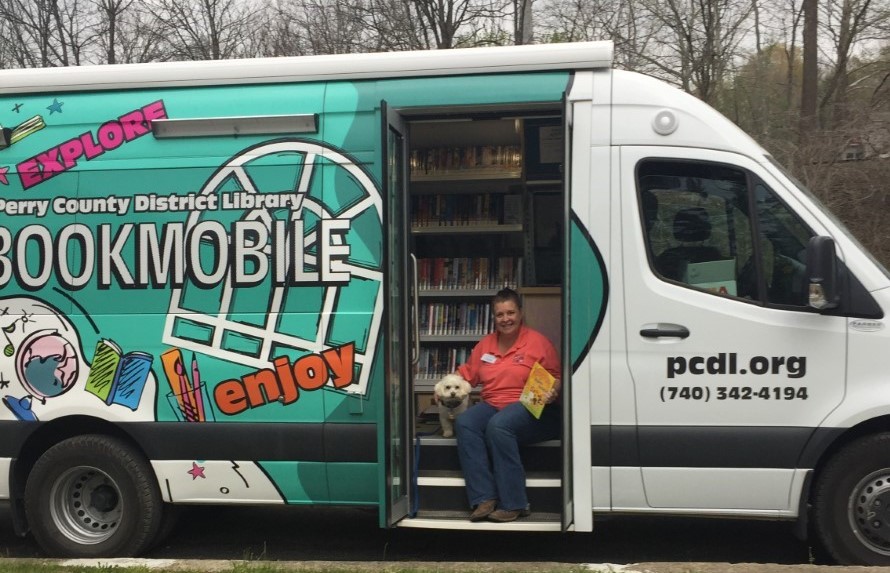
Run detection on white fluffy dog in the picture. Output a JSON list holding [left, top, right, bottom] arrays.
[[434, 373, 472, 438]]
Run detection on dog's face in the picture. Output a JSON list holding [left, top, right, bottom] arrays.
[[434, 374, 471, 408]]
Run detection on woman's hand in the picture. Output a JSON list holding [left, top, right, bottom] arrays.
[[544, 379, 561, 404]]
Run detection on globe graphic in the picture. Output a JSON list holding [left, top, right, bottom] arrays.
[[15, 331, 79, 399]]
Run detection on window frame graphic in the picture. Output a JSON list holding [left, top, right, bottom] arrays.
[[163, 139, 383, 396]]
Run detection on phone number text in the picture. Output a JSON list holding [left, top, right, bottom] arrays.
[[659, 386, 809, 402]]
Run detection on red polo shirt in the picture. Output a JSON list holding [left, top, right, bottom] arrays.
[[457, 324, 561, 410]]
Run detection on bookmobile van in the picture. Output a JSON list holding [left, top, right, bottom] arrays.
[[1, 40, 890, 564]]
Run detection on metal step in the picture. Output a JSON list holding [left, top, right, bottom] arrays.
[[414, 469, 562, 513], [417, 470, 560, 487], [413, 436, 561, 473], [399, 511, 562, 531]]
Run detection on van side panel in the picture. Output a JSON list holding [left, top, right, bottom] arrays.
[[0, 72, 571, 507]]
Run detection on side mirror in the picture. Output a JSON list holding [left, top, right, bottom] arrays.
[[806, 236, 839, 310]]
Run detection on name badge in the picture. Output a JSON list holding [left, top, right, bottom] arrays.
[[481, 353, 497, 364]]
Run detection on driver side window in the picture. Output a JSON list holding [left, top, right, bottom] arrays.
[[638, 159, 813, 307]]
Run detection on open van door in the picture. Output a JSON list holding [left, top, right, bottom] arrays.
[[561, 94, 574, 531], [382, 101, 413, 525]]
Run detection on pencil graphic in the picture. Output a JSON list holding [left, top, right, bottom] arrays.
[[191, 353, 205, 422], [161, 348, 210, 422], [174, 358, 196, 421]]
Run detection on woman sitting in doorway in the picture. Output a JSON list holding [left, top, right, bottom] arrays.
[[454, 287, 561, 523]]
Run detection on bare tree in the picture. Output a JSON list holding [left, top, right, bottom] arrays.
[[800, 0, 817, 131], [255, 0, 307, 56], [637, 0, 758, 104], [1, 0, 64, 66], [148, 0, 262, 60], [264, 0, 373, 55], [513, 0, 532, 44], [407, 0, 503, 48], [54, 0, 95, 65], [89, 0, 134, 63], [537, 0, 615, 42], [819, 0, 890, 126], [364, 0, 429, 50], [0, 16, 10, 67], [537, 0, 656, 72], [112, 1, 169, 61]]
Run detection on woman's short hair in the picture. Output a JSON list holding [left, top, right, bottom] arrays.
[[492, 287, 522, 309]]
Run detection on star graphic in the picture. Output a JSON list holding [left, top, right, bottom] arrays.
[[11, 103, 22, 113], [47, 98, 64, 114], [0, 375, 8, 390], [0, 167, 8, 186], [187, 461, 206, 480]]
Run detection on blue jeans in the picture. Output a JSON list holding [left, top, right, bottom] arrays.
[[455, 401, 560, 511]]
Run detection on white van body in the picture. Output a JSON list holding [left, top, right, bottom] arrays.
[[0, 41, 888, 564]]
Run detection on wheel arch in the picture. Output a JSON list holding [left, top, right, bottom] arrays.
[[10, 416, 153, 536], [805, 416, 890, 479], [795, 416, 890, 540]]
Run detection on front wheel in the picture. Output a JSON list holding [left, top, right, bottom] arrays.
[[814, 433, 890, 565], [24, 435, 162, 557]]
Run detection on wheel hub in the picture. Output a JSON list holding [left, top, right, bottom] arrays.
[[50, 466, 122, 545], [851, 471, 890, 552], [89, 484, 119, 513]]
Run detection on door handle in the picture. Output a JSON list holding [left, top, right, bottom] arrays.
[[640, 326, 690, 339]]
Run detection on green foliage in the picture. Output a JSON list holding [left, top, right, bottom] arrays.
[[537, 32, 574, 44], [716, 43, 803, 142], [454, 29, 513, 48]]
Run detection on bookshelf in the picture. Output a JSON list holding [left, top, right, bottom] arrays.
[[409, 119, 525, 395], [408, 116, 563, 407]]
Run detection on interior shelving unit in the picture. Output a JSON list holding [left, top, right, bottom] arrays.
[[408, 115, 564, 415]]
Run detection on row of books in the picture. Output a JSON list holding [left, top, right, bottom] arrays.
[[410, 193, 522, 228], [420, 302, 492, 336], [410, 145, 522, 176], [415, 346, 473, 380], [418, 257, 521, 291]]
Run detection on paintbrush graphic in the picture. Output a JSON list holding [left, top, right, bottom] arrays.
[[0, 115, 46, 149]]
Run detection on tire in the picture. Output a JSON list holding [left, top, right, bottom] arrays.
[[813, 433, 890, 565], [24, 434, 163, 557], [152, 504, 183, 550]]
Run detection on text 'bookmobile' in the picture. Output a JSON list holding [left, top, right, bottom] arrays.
[[1, 41, 890, 564]]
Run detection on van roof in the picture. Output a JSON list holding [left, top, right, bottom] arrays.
[[0, 41, 613, 95]]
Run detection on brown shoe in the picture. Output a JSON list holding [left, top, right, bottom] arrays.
[[469, 499, 497, 522], [487, 509, 521, 522]]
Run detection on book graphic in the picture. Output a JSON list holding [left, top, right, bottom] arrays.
[[84, 339, 153, 410], [519, 361, 556, 419]]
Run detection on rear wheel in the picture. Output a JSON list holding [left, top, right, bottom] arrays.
[[814, 433, 890, 565], [24, 435, 162, 557]]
